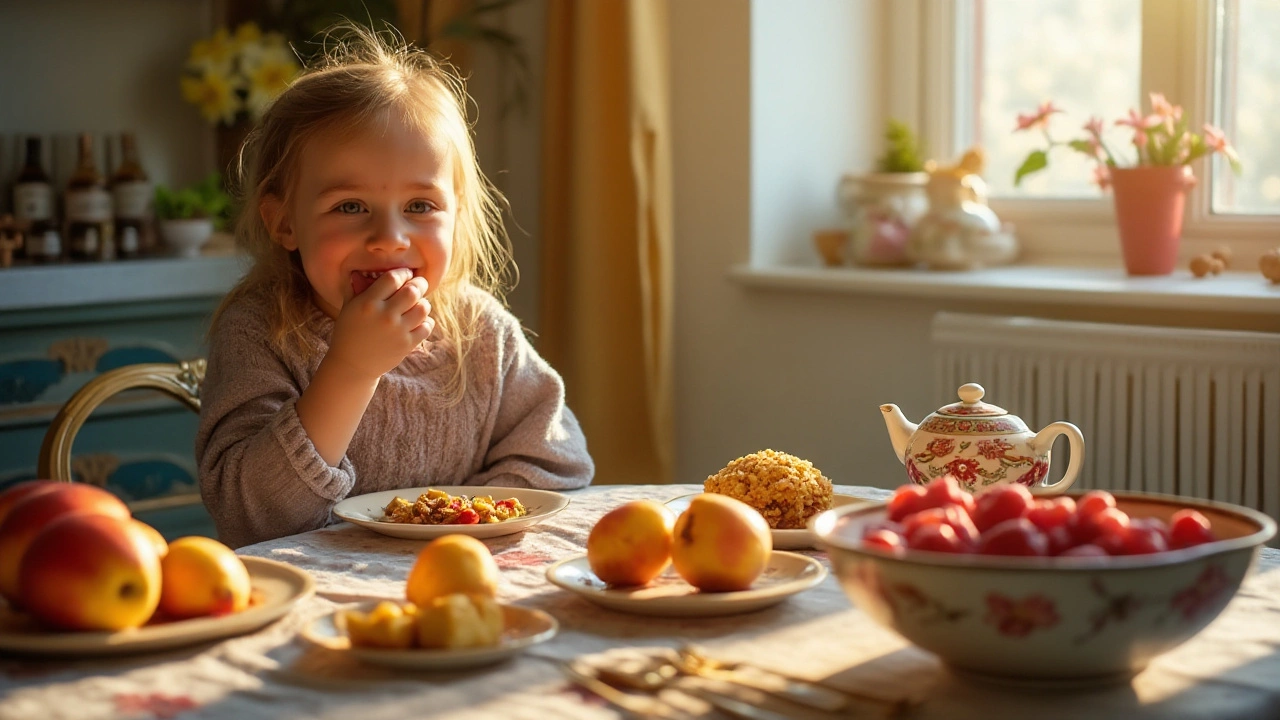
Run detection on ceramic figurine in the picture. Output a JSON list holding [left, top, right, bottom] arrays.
[[880, 382, 1084, 494], [908, 149, 1018, 270]]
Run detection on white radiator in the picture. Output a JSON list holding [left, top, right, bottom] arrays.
[[931, 312, 1280, 528]]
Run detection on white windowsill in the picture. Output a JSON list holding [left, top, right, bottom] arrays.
[[729, 263, 1280, 316], [0, 253, 247, 312]]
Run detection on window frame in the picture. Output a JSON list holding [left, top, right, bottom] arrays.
[[885, 0, 1277, 265]]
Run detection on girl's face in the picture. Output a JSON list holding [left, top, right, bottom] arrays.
[[266, 112, 457, 318]]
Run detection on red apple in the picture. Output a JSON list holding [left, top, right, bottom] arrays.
[[19, 513, 161, 631], [0, 483, 130, 605]]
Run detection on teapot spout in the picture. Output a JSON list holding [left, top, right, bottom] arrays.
[[880, 404, 918, 465]]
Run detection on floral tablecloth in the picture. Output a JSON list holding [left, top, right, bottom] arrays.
[[2, 484, 1278, 720]]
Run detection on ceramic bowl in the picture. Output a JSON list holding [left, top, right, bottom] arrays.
[[812, 491, 1275, 687], [159, 218, 214, 258]]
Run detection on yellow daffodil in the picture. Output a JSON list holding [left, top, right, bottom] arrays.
[[180, 72, 241, 126], [245, 47, 300, 120], [187, 28, 236, 72], [233, 22, 262, 48]]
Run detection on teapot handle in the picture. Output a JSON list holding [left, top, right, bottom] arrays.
[[1027, 422, 1085, 495]]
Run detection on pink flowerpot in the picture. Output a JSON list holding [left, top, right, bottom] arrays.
[[1110, 165, 1195, 276]]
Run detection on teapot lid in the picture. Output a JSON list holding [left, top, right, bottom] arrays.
[[937, 383, 1007, 417]]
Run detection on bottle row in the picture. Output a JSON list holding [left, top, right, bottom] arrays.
[[5, 132, 154, 265]]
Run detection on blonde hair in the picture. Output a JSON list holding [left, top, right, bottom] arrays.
[[212, 24, 514, 404]]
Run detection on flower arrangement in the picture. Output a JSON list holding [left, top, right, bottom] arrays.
[[180, 22, 301, 127], [1012, 93, 1241, 190]]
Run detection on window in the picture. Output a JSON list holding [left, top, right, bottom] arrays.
[[1212, 0, 1280, 214], [893, 0, 1278, 258]]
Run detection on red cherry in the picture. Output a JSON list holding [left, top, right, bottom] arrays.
[[1076, 490, 1117, 518], [1026, 496, 1077, 532], [887, 485, 930, 522], [1075, 507, 1131, 546], [919, 475, 976, 515], [1120, 524, 1169, 555], [978, 518, 1049, 556], [862, 528, 906, 553], [906, 523, 966, 553], [972, 484, 1035, 532], [1169, 509, 1215, 548]]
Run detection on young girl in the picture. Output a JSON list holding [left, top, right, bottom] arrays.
[[196, 27, 593, 548]]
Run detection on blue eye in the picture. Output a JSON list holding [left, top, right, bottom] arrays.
[[406, 200, 434, 214], [335, 201, 364, 214]]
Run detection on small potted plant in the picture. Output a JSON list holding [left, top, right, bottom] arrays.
[[153, 173, 231, 258], [837, 119, 930, 266], [1012, 95, 1241, 276]]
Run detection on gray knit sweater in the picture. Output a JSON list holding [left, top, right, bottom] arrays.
[[195, 286, 593, 548]]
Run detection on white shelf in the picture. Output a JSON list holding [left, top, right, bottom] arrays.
[[0, 254, 247, 312], [729, 263, 1280, 316]]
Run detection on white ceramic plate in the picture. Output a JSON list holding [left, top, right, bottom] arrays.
[[333, 487, 571, 540], [665, 493, 871, 550], [301, 601, 559, 669], [0, 557, 314, 657], [545, 551, 827, 618]]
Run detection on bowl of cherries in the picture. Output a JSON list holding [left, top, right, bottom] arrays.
[[811, 476, 1275, 687]]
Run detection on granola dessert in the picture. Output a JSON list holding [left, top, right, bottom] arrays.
[[382, 488, 528, 525], [703, 449, 833, 529]]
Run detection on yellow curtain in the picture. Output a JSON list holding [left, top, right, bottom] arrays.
[[540, 0, 674, 485]]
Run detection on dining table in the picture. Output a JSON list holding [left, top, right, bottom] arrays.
[[2, 483, 1278, 720]]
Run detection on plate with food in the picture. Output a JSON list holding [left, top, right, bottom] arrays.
[[0, 556, 315, 657], [670, 449, 872, 549], [333, 487, 571, 540], [301, 598, 559, 670], [545, 551, 826, 617]]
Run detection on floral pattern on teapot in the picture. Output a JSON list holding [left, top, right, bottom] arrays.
[[881, 383, 1084, 495]]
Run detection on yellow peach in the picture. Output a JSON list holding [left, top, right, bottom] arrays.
[[159, 537, 251, 619], [671, 493, 772, 592], [405, 535, 499, 606], [586, 500, 675, 586]]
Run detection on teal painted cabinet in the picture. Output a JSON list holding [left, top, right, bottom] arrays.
[[0, 256, 245, 540]]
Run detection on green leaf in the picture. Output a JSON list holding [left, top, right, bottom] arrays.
[[1013, 150, 1048, 186], [1067, 139, 1096, 156]]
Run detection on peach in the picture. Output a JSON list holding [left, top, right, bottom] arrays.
[[406, 535, 499, 606], [19, 512, 161, 631], [0, 483, 130, 605], [586, 500, 675, 586], [159, 537, 251, 619], [671, 493, 772, 592], [0, 480, 62, 527]]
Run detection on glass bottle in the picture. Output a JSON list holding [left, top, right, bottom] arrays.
[[12, 136, 61, 263], [64, 133, 113, 261], [110, 132, 152, 258]]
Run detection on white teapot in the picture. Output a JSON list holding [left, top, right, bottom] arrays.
[[880, 383, 1084, 494]]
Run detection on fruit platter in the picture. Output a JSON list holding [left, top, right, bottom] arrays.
[[0, 481, 314, 657]]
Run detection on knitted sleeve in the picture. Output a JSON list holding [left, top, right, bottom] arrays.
[[461, 296, 595, 490], [195, 296, 356, 548]]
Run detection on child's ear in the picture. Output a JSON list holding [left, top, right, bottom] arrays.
[[259, 195, 297, 251]]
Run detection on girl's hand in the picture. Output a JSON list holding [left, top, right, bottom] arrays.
[[326, 268, 434, 380]]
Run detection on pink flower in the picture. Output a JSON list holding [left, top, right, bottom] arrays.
[[1092, 165, 1111, 190], [1149, 92, 1183, 132], [1082, 116, 1105, 139], [1014, 101, 1063, 132], [1115, 108, 1161, 131], [1202, 124, 1240, 164], [1132, 130, 1149, 148]]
